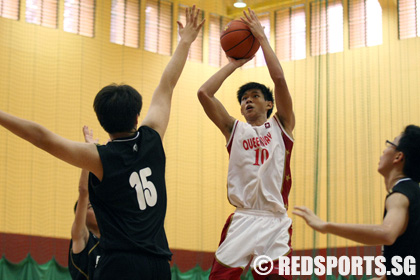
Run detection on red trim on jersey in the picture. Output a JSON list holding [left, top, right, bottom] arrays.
[[226, 120, 239, 156], [209, 213, 243, 279], [273, 116, 293, 210], [273, 115, 294, 142], [217, 213, 234, 246], [288, 223, 293, 254]]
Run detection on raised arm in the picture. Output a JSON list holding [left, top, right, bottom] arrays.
[[141, 5, 205, 139], [293, 193, 409, 246], [242, 8, 295, 136], [71, 126, 98, 254], [71, 169, 91, 254], [0, 111, 103, 180], [197, 57, 251, 141]]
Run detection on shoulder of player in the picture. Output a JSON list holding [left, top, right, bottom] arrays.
[[71, 229, 90, 255], [273, 109, 294, 134], [385, 192, 410, 210], [222, 117, 237, 141], [390, 179, 420, 198], [270, 114, 294, 140], [137, 125, 162, 139]]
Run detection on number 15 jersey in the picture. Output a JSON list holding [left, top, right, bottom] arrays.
[[88, 126, 172, 260], [226, 115, 294, 213]]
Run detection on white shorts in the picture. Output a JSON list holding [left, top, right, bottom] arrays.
[[215, 208, 293, 269]]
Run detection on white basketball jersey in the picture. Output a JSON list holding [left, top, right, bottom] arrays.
[[226, 115, 293, 213]]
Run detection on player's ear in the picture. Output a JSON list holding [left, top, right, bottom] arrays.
[[266, 101, 273, 110], [394, 151, 404, 164]]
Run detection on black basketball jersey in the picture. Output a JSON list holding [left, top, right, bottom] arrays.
[[88, 126, 172, 260], [68, 232, 101, 280], [383, 178, 420, 279]]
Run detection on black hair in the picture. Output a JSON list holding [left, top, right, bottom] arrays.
[[396, 125, 420, 183], [93, 84, 142, 134], [74, 201, 78, 213], [237, 82, 274, 118]]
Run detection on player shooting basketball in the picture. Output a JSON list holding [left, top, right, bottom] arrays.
[[198, 8, 295, 280]]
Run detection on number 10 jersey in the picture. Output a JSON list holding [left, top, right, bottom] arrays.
[[226, 115, 294, 213]]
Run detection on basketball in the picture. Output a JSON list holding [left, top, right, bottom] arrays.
[[220, 20, 260, 60]]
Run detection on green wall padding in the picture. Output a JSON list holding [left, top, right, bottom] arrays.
[[0, 255, 372, 280], [0, 255, 70, 280]]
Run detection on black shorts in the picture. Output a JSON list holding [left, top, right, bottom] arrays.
[[93, 250, 171, 280]]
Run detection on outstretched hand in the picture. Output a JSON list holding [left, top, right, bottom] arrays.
[[82, 125, 99, 144], [78, 126, 98, 196], [177, 5, 205, 44], [241, 8, 266, 41], [293, 206, 328, 234]]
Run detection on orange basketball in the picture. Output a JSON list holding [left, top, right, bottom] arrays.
[[220, 20, 260, 59]]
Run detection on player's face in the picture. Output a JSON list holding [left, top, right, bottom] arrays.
[[378, 134, 402, 176], [240, 89, 272, 121]]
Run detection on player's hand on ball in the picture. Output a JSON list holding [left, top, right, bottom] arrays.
[[227, 56, 253, 67], [241, 8, 266, 41]]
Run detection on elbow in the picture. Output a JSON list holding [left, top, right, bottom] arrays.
[[272, 75, 286, 86], [158, 80, 174, 94], [379, 228, 398, 246], [27, 124, 48, 149], [197, 88, 209, 102], [382, 234, 397, 246], [78, 185, 89, 196]]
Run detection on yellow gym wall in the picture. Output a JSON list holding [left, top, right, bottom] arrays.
[[0, 0, 419, 259]]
